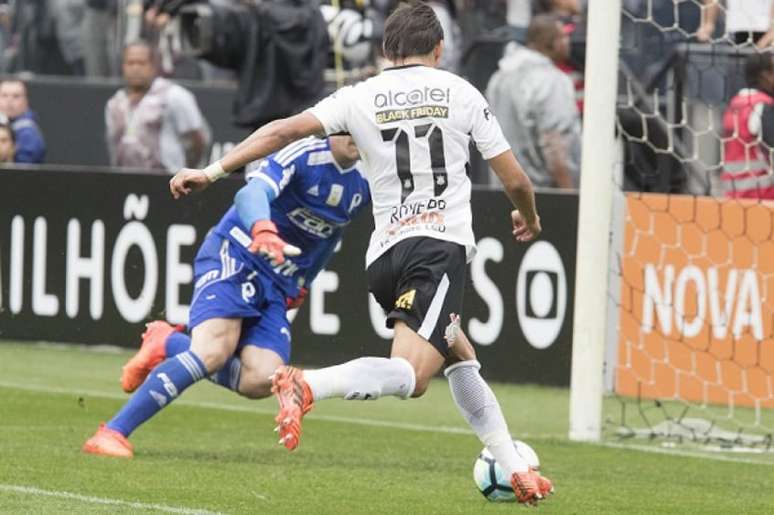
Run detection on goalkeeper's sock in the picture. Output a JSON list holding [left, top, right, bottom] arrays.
[[107, 350, 207, 437], [444, 360, 528, 474], [165, 331, 191, 357], [304, 356, 415, 401], [162, 331, 241, 392], [210, 356, 242, 392]]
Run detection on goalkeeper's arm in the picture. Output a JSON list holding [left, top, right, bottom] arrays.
[[234, 179, 300, 264]]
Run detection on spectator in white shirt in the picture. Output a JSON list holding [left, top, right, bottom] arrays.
[[698, 0, 774, 47], [105, 40, 209, 173]]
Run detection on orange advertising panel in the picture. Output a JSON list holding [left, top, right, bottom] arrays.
[[617, 193, 774, 408]]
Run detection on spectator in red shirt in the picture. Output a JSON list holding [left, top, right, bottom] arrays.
[[721, 52, 774, 199]]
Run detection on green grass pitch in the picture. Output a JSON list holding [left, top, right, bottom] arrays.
[[1, 340, 773, 514]]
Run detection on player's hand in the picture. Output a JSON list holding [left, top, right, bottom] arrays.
[[286, 287, 309, 310], [444, 314, 476, 361], [249, 220, 301, 265], [511, 210, 541, 242], [169, 168, 211, 199]]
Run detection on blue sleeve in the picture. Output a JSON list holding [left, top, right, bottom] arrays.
[[245, 155, 296, 197], [234, 178, 277, 230], [13, 124, 45, 163], [304, 235, 341, 286], [237, 154, 298, 230]]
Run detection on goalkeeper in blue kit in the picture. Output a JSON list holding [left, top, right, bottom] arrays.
[[83, 135, 369, 457]]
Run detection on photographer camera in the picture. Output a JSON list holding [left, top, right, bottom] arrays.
[[144, 0, 329, 128]]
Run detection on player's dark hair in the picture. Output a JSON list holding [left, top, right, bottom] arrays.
[[745, 51, 774, 87], [382, 1, 444, 62], [526, 14, 562, 49]]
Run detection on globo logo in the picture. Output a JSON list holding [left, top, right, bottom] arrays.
[[516, 241, 567, 349]]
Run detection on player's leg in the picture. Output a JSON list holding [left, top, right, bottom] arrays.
[[121, 321, 186, 393], [232, 301, 291, 399], [284, 240, 444, 405], [388, 321, 444, 397], [121, 322, 249, 395], [83, 234, 263, 457], [443, 314, 553, 502], [271, 238, 457, 450], [234, 346, 284, 399], [82, 318, 241, 457], [355, 237, 551, 503]]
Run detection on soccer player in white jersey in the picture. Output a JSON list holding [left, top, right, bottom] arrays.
[[169, 1, 550, 505]]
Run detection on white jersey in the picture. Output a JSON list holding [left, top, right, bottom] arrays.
[[308, 64, 511, 267]]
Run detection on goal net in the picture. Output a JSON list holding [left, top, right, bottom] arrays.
[[602, 0, 774, 450]]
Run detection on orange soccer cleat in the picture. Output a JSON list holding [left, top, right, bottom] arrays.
[[81, 424, 134, 458], [271, 366, 314, 451], [121, 321, 183, 393], [510, 469, 548, 505]]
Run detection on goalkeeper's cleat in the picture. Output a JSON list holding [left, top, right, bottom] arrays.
[[82, 424, 133, 458], [533, 469, 555, 497], [121, 321, 183, 393], [271, 366, 314, 451], [510, 470, 545, 505]]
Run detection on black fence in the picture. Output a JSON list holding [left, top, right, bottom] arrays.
[[0, 169, 578, 385]]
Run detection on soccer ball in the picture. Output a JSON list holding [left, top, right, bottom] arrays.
[[473, 440, 540, 502]]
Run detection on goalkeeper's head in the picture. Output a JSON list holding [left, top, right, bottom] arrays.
[[382, 1, 444, 67]]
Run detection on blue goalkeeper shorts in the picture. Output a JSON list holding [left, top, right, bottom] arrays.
[[188, 232, 291, 363]]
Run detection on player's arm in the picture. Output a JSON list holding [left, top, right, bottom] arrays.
[[488, 150, 541, 242], [169, 113, 324, 199], [469, 83, 541, 242], [233, 161, 301, 264], [696, 0, 719, 42]]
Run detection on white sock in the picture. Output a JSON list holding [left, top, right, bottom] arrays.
[[444, 360, 528, 474], [304, 357, 416, 401]]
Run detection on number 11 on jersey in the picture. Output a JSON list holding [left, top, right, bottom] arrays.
[[381, 123, 449, 203]]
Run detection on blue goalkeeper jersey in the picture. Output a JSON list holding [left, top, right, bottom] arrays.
[[213, 137, 371, 298]]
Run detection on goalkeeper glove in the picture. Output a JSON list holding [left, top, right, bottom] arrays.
[[286, 287, 309, 310], [249, 220, 301, 265]]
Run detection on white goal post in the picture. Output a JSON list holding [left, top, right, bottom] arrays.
[[568, 0, 622, 442]]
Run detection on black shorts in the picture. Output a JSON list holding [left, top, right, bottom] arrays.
[[367, 237, 466, 356]]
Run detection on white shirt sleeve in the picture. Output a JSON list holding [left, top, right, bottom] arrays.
[[306, 86, 353, 135], [167, 86, 206, 135], [467, 84, 512, 160]]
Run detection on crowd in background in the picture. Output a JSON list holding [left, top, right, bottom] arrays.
[[1, 0, 774, 200]]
